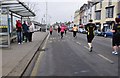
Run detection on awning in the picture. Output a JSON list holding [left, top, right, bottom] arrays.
[[1, 0, 36, 17]]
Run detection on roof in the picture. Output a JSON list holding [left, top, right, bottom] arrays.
[[75, 9, 80, 13], [1, 0, 35, 17]]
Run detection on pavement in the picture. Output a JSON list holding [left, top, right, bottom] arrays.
[[1, 32, 49, 77]]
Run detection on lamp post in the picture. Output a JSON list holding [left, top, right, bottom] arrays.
[[46, 2, 48, 32]]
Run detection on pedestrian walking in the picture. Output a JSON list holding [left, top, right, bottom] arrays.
[[16, 20, 22, 44], [64, 26, 67, 35], [50, 26, 53, 35], [29, 22, 35, 42], [60, 24, 65, 39], [58, 26, 61, 36], [111, 18, 120, 55], [72, 24, 78, 38], [85, 19, 97, 52], [22, 21, 30, 42]]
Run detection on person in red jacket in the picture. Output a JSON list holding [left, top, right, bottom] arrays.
[[49, 26, 53, 35], [16, 20, 22, 44], [60, 24, 65, 39]]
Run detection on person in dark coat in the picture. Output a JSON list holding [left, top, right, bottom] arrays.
[[22, 21, 30, 42]]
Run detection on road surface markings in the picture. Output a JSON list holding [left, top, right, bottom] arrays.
[[31, 51, 44, 76], [31, 34, 50, 76], [84, 46, 89, 50], [97, 54, 114, 64], [50, 38, 52, 40], [76, 42, 81, 45], [42, 34, 50, 49], [49, 41, 52, 43]]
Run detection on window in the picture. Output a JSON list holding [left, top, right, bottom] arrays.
[[108, 0, 112, 6], [95, 11, 101, 20], [95, 5, 96, 11], [100, 1, 102, 8], [106, 7, 114, 18]]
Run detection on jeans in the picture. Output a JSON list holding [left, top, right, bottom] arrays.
[[23, 32, 29, 42], [17, 31, 22, 43]]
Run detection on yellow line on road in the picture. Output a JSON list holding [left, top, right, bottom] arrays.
[[30, 51, 44, 76], [42, 34, 50, 49], [31, 34, 50, 76]]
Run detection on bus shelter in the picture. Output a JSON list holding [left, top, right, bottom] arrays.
[[0, 0, 35, 47]]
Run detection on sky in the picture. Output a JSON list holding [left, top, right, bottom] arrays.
[[23, 0, 89, 24]]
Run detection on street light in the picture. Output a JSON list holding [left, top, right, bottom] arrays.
[[46, 2, 48, 32]]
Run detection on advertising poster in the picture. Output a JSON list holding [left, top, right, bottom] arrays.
[[0, 14, 8, 33], [0, 8, 9, 45]]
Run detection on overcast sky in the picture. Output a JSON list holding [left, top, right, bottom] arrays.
[[23, 0, 89, 24]]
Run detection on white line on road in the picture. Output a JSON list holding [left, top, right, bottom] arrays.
[[97, 54, 114, 64], [84, 46, 89, 50], [49, 41, 52, 43], [76, 42, 81, 45]]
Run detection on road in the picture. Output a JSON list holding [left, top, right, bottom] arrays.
[[31, 31, 118, 76]]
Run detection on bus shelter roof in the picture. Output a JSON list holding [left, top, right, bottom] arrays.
[[1, 0, 36, 17]]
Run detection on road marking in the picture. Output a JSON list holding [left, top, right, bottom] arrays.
[[31, 34, 50, 76], [97, 54, 114, 64], [76, 42, 81, 45], [84, 46, 89, 50], [42, 34, 50, 49], [49, 41, 52, 43], [31, 51, 44, 76]]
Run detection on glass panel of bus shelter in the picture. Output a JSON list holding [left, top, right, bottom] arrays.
[[0, 8, 9, 46], [12, 15, 21, 37]]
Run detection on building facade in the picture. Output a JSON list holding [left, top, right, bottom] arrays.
[[79, 4, 88, 26], [117, 1, 120, 18], [94, 0, 119, 32], [74, 9, 80, 25], [78, 0, 120, 32]]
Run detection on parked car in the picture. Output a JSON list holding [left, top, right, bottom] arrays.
[[102, 29, 113, 37], [78, 28, 87, 34], [68, 27, 73, 32], [94, 30, 102, 36]]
